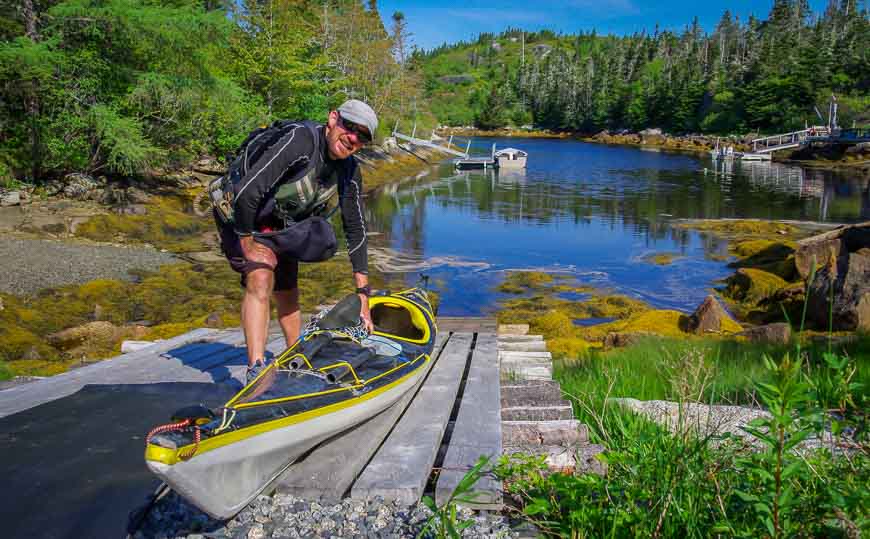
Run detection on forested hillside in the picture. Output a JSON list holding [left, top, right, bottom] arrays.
[[417, 0, 870, 134], [0, 0, 428, 184]]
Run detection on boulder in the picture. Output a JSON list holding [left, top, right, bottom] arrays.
[[795, 222, 870, 279], [0, 190, 21, 207], [686, 295, 742, 334], [736, 323, 792, 345], [807, 248, 870, 331], [725, 268, 789, 305], [60, 173, 103, 200], [194, 157, 224, 174], [603, 331, 655, 348], [205, 312, 223, 327], [47, 321, 120, 349]]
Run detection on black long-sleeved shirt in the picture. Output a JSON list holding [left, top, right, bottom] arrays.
[[232, 122, 368, 274]]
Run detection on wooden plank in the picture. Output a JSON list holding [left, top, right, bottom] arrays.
[[436, 317, 497, 333], [0, 328, 218, 418], [351, 333, 473, 504], [435, 333, 502, 509], [272, 334, 448, 500]]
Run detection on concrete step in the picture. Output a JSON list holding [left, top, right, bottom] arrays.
[[503, 443, 607, 475], [501, 381, 568, 407], [498, 341, 548, 352], [499, 351, 552, 362], [498, 324, 529, 335], [501, 379, 561, 390], [498, 334, 544, 343], [501, 405, 574, 421], [501, 364, 552, 381], [502, 420, 588, 445]]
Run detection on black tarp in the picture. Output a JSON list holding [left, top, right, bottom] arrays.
[[0, 382, 237, 539]]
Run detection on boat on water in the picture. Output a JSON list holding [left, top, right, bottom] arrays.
[[711, 147, 772, 161], [145, 288, 437, 519], [494, 147, 528, 168]]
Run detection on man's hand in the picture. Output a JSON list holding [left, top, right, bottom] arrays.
[[240, 235, 277, 268], [359, 295, 374, 333]]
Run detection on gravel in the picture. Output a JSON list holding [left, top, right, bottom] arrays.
[[133, 491, 522, 539], [0, 237, 177, 295]]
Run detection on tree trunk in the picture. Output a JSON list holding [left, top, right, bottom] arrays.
[[23, 0, 41, 182]]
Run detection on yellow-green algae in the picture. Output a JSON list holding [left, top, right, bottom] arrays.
[[492, 268, 698, 359], [675, 219, 801, 239], [75, 193, 212, 253], [642, 253, 679, 265], [0, 256, 381, 378], [497, 270, 557, 294], [724, 268, 790, 306]]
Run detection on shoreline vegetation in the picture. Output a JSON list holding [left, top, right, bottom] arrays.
[[0, 143, 443, 380], [436, 126, 870, 169]]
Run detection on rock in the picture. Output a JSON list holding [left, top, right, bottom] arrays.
[[0, 190, 21, 207], [736, 323, 792, 344], [21, 345, 43, 361], [639, 128, 663, 136], [117, 204, 148, 215], [205, 312, 223, 327], [725, 268, 789, 305], [194, 157, 224, 174], [795, 221, 870, 279], [60, 173, 103, 200], [686, 295, 742, 334], [808, 248, 870, 331], [47, 321, 119, 349], [603, 331, 654, 348]]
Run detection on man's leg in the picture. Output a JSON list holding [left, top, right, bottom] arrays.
[[274, 288, 301, 348], [241, 267, 274, 367], [273, 259, 301, 348]]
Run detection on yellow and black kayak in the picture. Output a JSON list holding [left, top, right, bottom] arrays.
[[145, 288, 437, 519]]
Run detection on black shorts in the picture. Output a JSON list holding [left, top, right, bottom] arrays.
[[215, 213, 299, 292]]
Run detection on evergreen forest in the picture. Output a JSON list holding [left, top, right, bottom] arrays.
[[0, 0, 423, 183], [1, 1, 868, 185], [417, 1, 870, 134]]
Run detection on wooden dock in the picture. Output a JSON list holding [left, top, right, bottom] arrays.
[[0, 316, 602, 535]]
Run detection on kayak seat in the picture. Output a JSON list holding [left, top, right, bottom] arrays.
[[370, 297, 429, 343]]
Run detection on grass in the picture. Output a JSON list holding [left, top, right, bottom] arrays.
[[555, 335, 870, 416], [489, 332, 870, 538]]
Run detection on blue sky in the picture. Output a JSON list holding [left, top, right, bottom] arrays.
[[376, 0, 831, 51]]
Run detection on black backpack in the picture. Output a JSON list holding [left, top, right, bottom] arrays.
[[225, 120, 310, 186]]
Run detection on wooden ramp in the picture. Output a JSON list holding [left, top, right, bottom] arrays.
[[0, 318, 504, 510]]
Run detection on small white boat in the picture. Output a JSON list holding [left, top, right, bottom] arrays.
[[494, 147, 528, 168], [145, 289, 437, 519], [710, 147, 772, 161]]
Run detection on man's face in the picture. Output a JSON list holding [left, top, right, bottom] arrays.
[[325, 110, 370, 160]]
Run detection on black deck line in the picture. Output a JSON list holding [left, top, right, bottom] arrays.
[[0, 382, 237, 539]]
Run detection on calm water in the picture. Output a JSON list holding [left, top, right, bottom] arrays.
[[365, 138, 870, 316]]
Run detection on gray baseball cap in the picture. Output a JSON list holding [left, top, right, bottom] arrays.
[[337, 99, 378, 140]]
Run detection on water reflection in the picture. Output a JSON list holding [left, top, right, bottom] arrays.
[[365, 139, 869, 316]]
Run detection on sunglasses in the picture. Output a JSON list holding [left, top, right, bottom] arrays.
[[338, 115, 372, 145]]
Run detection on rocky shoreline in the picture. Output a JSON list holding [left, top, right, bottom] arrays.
[[436, 126, 870, 168]]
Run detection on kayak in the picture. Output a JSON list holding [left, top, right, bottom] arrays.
[[144, 288, 437, 519]]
